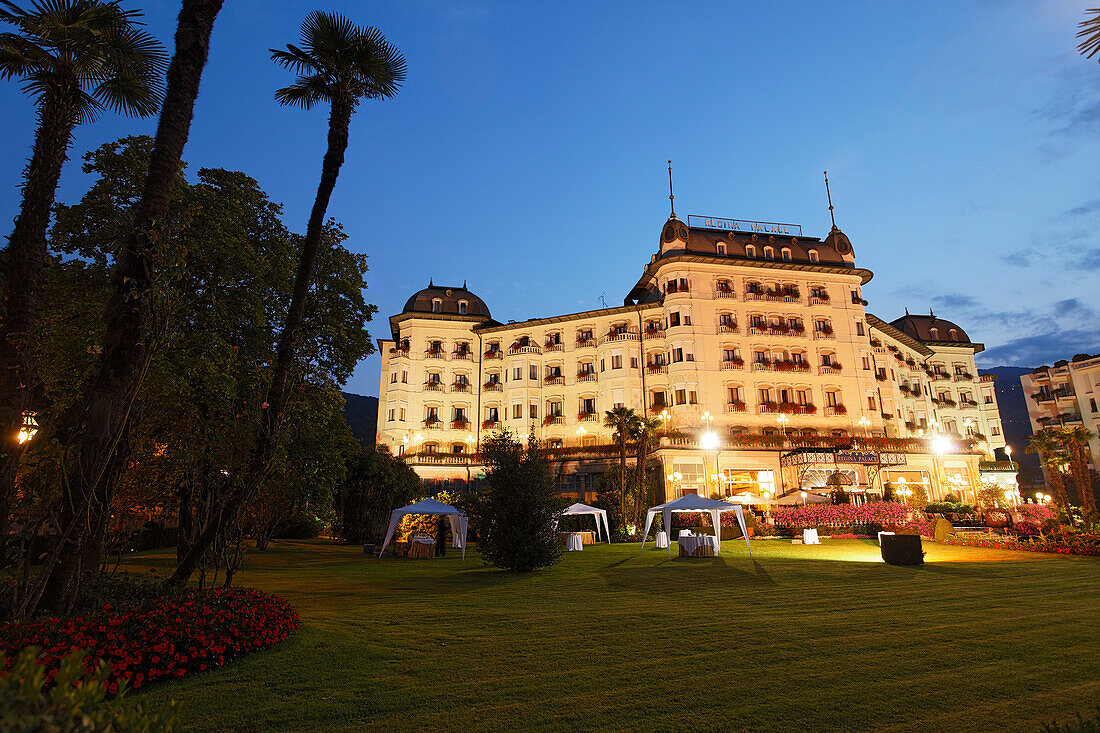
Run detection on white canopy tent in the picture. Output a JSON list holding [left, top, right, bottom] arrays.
[[727, 491, 769, 505], [639, 494, 753, 559], [774, 491, 831, 505], [557, 502, 612, 543], [378, 498, 468, 559]]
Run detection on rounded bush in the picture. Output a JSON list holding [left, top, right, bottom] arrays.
[[933, 517, 956, 543]]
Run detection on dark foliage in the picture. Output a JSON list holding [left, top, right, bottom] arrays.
[[335, 446, 420, 544], [474, 431, 562, 572]]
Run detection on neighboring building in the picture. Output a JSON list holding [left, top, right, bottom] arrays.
[[1020, 354, 1100, 484], [377, 209, 1010, 505]]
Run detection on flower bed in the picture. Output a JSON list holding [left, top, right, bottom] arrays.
[[0, 586, 299, 695], [943, 530, 1100, 556], [772, 501, 916, 529]]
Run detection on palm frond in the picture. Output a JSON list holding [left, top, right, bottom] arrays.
[[274, 78, 329, 110], [1078, 8, 1100, 59]]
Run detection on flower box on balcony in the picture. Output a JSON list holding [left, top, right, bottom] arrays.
[[452, 383, 469, 392], [799, 404, 817, 415], [830, 405, 847, 415], [481, 420, 499, 429], [727, 401, 746, 412], [452, 421, 469, 430], [578, 412, 596, 421]]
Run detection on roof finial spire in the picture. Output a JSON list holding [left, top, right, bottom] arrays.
[[462, 279, 467, 289], [905, 306, 910, 316], [824, 170, 836, 229], [429, 276, 433, 287], [667, 160, 676, 218]]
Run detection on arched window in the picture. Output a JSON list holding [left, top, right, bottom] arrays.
[[763, 246, 775, 259], [745, 244, 756, 258], [716, 242, 727, 255], [929, 327, 939, 340], [948, 329, 957, 341], [458, 300, 468, 315], [781, 247, 792, 261], [808, 249, 819, 263], [432, 298, 442, 313]]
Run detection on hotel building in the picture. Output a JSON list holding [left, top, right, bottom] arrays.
[[1020, 354, 1100, 484], [376, 208, 1010, 505]]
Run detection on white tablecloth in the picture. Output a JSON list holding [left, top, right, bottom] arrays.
[[566, 533, 583, 551], [877, 531, 895, 546], [678, 534, 719, 556], [802, 529, 821, 545], [413, 538, 434, 546], [655, 531, 669, 549]]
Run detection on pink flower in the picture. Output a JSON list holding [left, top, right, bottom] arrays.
[[261, 402, 269, 409]]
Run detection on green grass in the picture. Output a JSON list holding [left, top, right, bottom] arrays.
[[120, 539, 1100, 732]]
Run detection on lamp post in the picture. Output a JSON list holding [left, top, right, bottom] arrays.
[[401, 429, 423, 458], [666, 470, 683, 499], [575, 425, 587, 447], [776, 413, 790, 442], [858, 415, 871, 438], [800, 490, 807, 505], [464, 433, 475, 487], [700, 430, 720, 496]]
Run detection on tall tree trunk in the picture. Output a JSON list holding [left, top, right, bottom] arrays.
[[0, 83, 79, 536], [170, 97, 354, 587], [36, 0, 224, 612], [634, 434, 649, 527], [1071, 441, 1095, 519], [1047, 461, 1068, 507]]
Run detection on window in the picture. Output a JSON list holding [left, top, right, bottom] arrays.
[[758, 388, 771, 403], [855, 321, 864, 336], [390, 371, 397, 383], [399, 407, 406, 421], [675, 389, 687, 405], [825, 391, 838, 407], [672, 347, 684, 363], [763, 246, 774, 259], [808, 249, 819, 263], [401, 370, 407, 383], [779, 388, 792, 404], [387, 408, 395, 422], [948, 329, 957, 340], [630, 356, 638, 369], [727, 386, 742, 402], [529, 364, 538, 380], [548, 401, 562, 417], [582, 397, 596, 415], [929, 327, 939, 340], [717, 242, 726, 255], [487, 406, 499, 422], [453, 407, 467, 423], [689, 390, 698, 404], [513, 365, 522, 381], [723, 347, 739, 362], [612, 354, 622, 369], [453, 443, 465, 454], [530, 403, 538, 419], [669, 312, 680, 328], [868, 396, 878, 410], [458, 300, 468, 315], [862, 356, 871, 370], [426, 406, 439, 422], [984, 393, 994, 404], [512, 404, 522, 419], [746, 244, 756, 258], [796, 389, 809, 405], [781, 247, 792, 260], [792, 352, 804, 365], [600, 358, 606, 372], [432, 299, 442, 313], [1091, 398, 1098, 413], [754, 350, 768, 364], [991, 425, 1001, 436]]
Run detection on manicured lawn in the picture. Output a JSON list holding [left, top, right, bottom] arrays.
[[120, 539, 1099, 732]]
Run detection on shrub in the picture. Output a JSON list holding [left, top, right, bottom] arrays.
[[933, 517, 956, 543], [74, 573, 179, 616], [944, 529, 1100, 556], [0, 647, 179, 732], [925, 501, 975, 515], [475, 431, 563, 572], [0, 586, 299, 694], [772, 501, 917, 529]]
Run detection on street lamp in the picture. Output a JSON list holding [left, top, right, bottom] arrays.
[[776, 413, 790, 440], [800, 490, 808, 505], [17, 412, 37, 444], [575, 425, 587, 446], [858, 415, 871, 437], [700, 430, 720, 495]]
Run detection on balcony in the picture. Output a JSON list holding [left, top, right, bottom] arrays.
[[452, 351, 472, 361], [714, 289, 737, 300], [578, 413, 598, 422], [1032, 393, 1055, 403], [509, 344, 542, 355], [768, 325, 805, 338], [451, 420, 470, 431], [646, 364, 668, 374], [599, 330, 640, 344], [424, 382, 444, 392], [483, 350, 502, 360], [757, 403, 779, 414], [717, 324, 739, 334], [823, 405, 847, 416], [423, 419, 442, 431], [959, 400, 977, 409], [389, 346, 410, 357], [748, 326, 766, 336], [544, 375, 565, 386], [721, 360, 744, 371], [544, 343, 564, 352], [481, 420, 500, 429], [819, 365, 842, 375], [933, 372, 951, 381], [725, 402, 747, 413], [744, 291, 764, 301], [1055, 390, 1075, 401], [483, 382, 502, 392], [576, 372, 597, 382], [809, 296, 830, 306], [575, 338, 596, 349], [425, 350, 446, 359], [773, 361, 811, 373], [543, 416, 564, 426], [954, 372, 973, 381], [452, 383, 470, 393], [643, 327, 666, 340], [752, 362, 773, 372], [813, 329, 835, 340]]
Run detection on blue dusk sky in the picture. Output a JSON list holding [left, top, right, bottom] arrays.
[[2, 0, 1098, 397]]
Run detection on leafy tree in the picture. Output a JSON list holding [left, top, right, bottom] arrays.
[[475, 430, 562, 572], [171, 10, 404, 587], [631, 415, 661, 526], [26, 0, 225, 617], [1063, 426, 1097, 521], [0, 0, 166, 552], [603, 406, 639, 519], [1028, 428, 1071, 507], [1078, 8, 1100, 61], [335, 445, 421, 545]]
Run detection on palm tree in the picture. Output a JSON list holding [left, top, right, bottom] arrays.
[[603, 406, 639, 519], [27, 0, 223, 617], [1078, 8, 1100, 60], [169, 11, 404, 587], [0, 0, 166, 531], [1063, 426, 1096, 520], [1027, 428, 1070, 507], [631, 416, 661, 526]]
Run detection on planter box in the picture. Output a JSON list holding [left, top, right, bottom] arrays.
[[880, 534, 924, 565]]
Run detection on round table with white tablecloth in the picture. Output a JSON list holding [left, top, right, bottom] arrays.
[[802, 528, 821, 545], [677, 534, 719, 557], [654, 531, 669, 549], [566, 532, 583, 552]]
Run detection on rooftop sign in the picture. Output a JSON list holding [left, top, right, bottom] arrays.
[[688, 214, 802, 237]]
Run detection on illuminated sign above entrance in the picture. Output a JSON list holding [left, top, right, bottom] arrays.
[[688, 215, 802, 237]]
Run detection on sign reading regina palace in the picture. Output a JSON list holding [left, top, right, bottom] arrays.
[[376, 205, 1012, 506]]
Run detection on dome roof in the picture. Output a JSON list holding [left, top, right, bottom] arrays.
[[401, 282, 491, 319], [659, 214, 690, 250], [889, 312, 971, 343]]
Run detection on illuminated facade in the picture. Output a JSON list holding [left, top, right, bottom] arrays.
[[376, 210, 1009, 504], [1020, 355, 1100, 484]]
